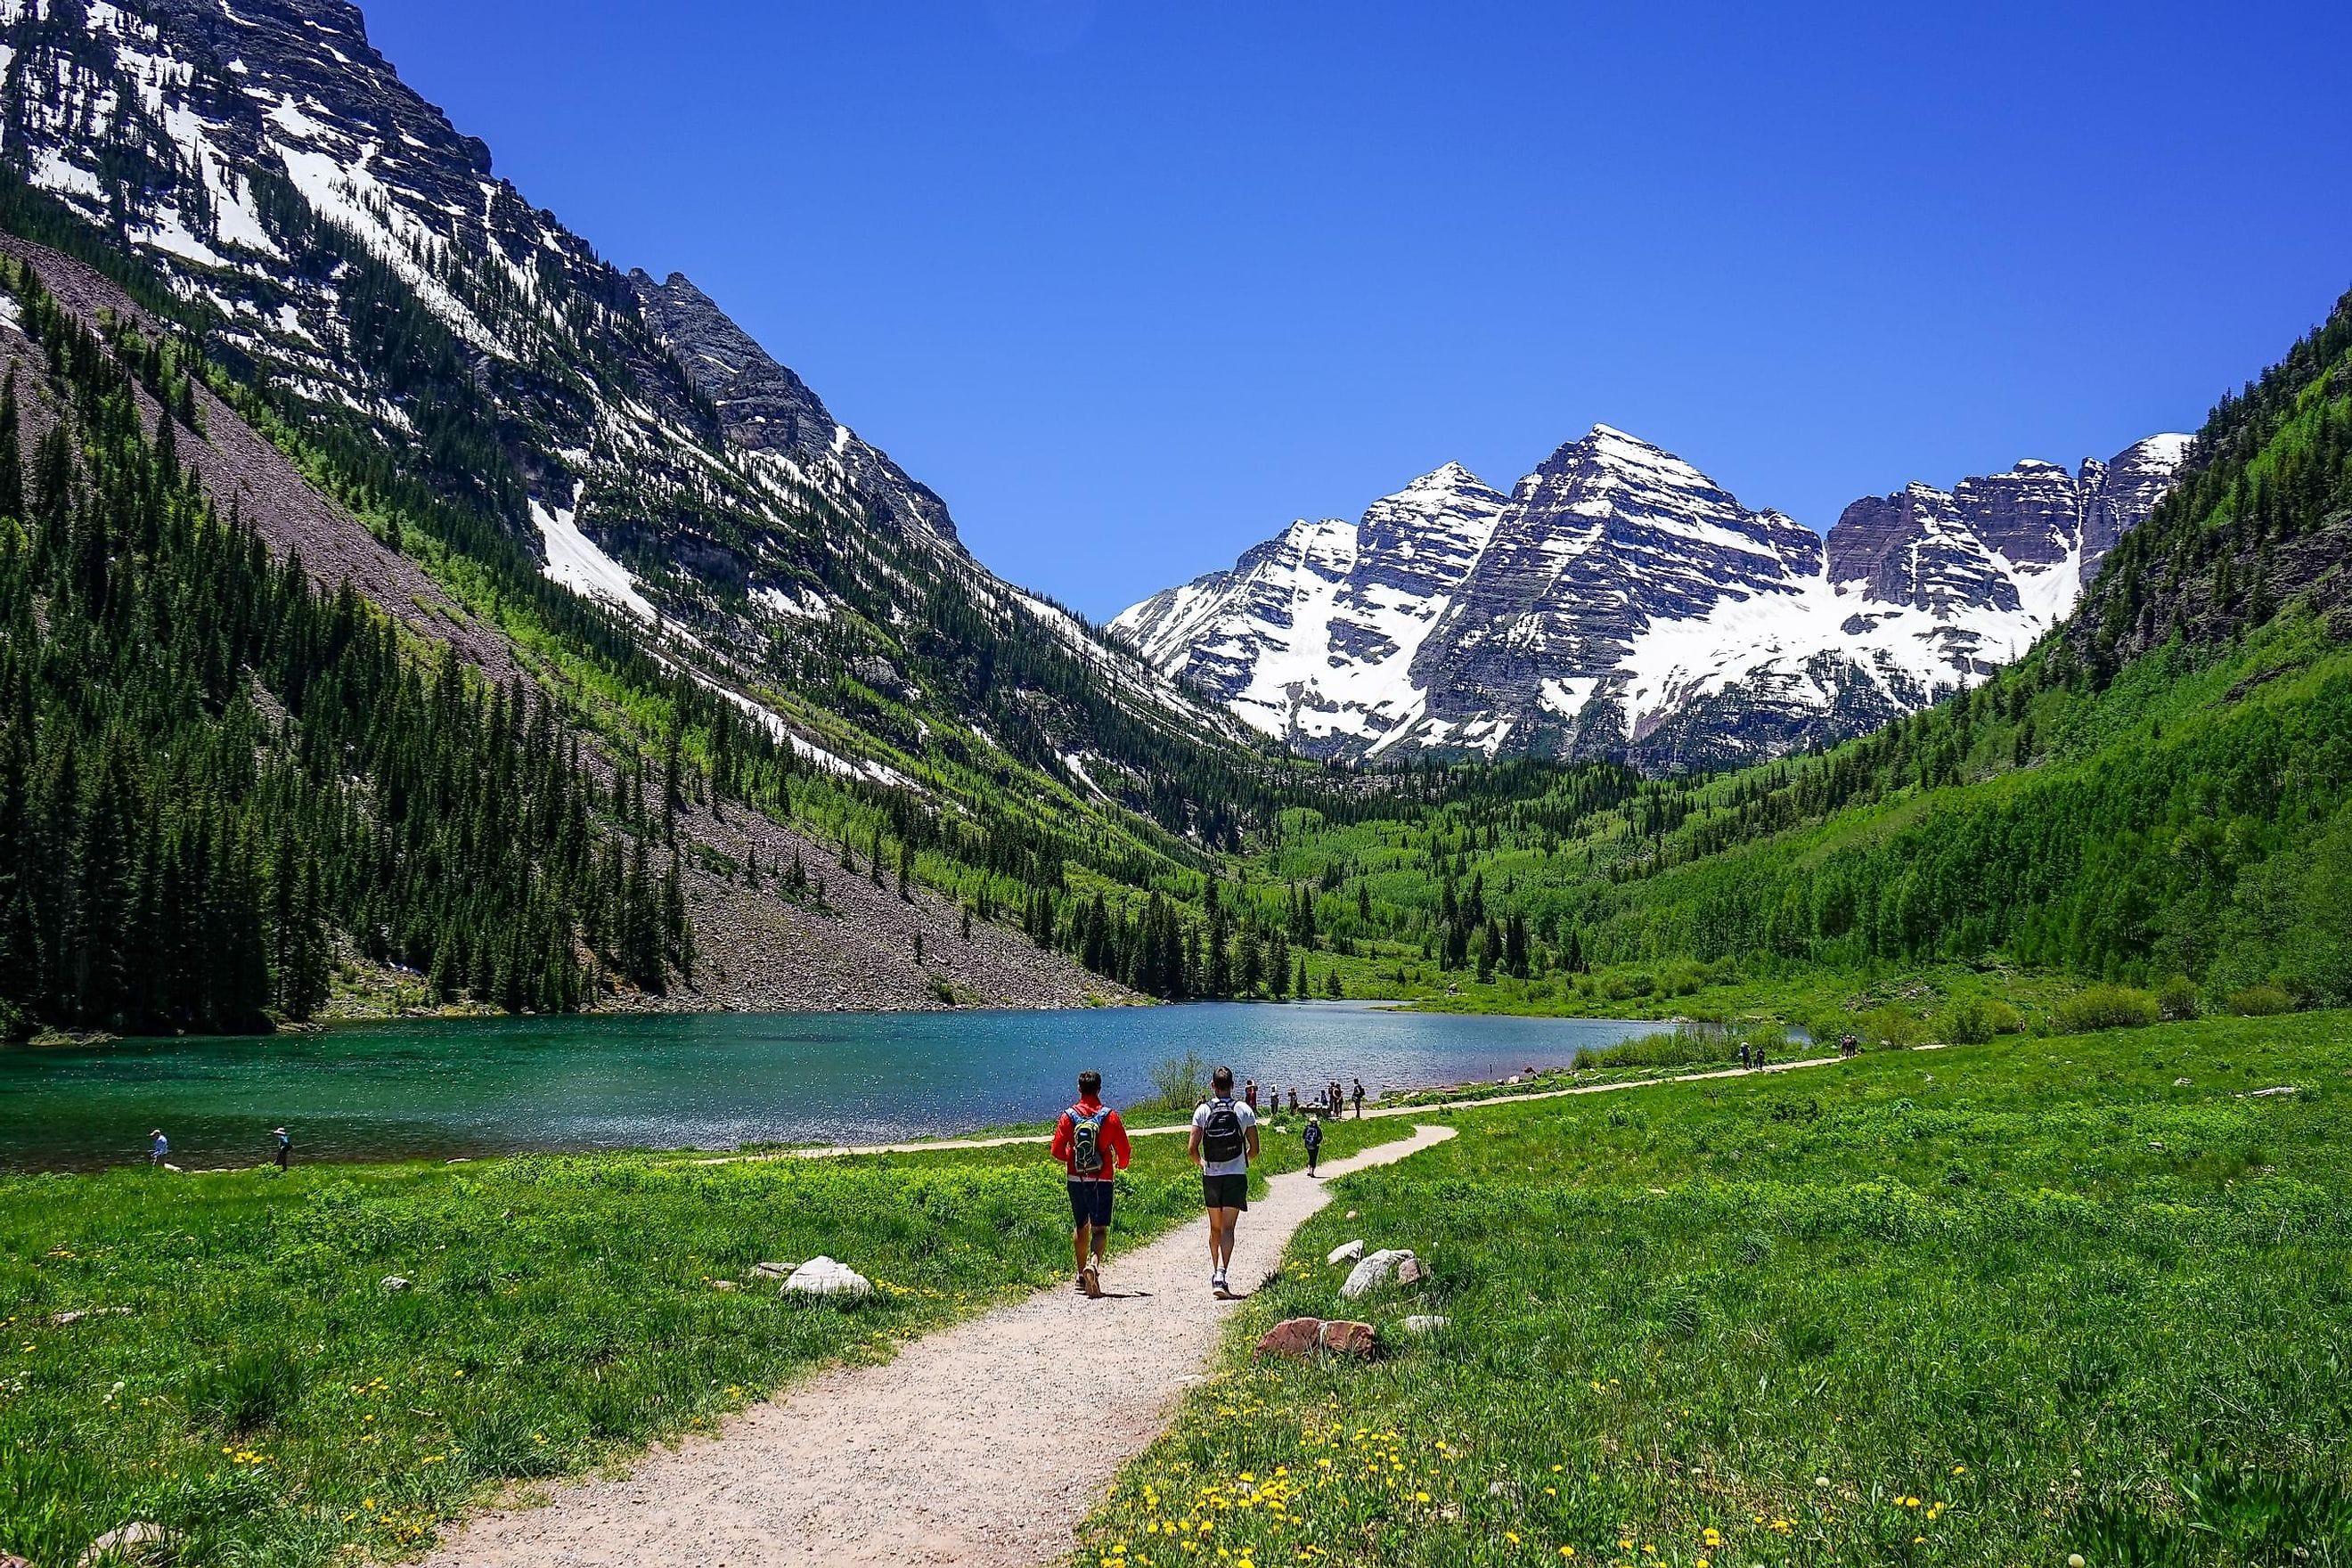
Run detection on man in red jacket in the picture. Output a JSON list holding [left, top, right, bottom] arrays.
[[1051, 1070, 1131, 1297]]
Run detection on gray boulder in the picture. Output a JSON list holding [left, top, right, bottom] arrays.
[[1326, 1239, 1366, 1266], [1340, 1248, 1417, 1301]]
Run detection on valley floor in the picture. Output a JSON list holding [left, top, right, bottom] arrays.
[[5, 1013, 2346, 1568]]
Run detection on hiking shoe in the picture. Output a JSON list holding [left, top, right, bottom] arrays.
[[1081, 1264, 1101, 1298], [1213, 1271, 1233, 1299]]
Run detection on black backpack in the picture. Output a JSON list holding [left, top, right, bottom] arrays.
[[1301, 1119, 1322, 1150], [1068, 1106, 1108, 1174], [1201, 1098, 1245, 1163]]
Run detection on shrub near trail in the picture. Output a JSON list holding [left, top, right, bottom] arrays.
[[1081, 1011, 2352, 1567]]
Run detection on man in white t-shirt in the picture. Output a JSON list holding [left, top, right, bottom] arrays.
[[1188, 1066, 1260, 1299]]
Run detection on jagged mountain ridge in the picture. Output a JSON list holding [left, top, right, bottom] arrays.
[[0, 0, 1240, 816], [1114, 426, 2190, 768]]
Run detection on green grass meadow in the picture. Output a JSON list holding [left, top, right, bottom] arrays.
[[0, 1114, 1401, 1567], [1080, 1011, 2352, 1568]]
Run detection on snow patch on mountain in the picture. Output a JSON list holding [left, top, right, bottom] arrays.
[[533, 493, 656, 624]]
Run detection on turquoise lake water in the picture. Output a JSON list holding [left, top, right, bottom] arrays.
[[0, 1001, 1663, 1172]]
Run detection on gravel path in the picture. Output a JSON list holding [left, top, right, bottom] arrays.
[[427, 1123, 1456, 1568]]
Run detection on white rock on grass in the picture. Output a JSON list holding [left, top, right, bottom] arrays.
[[51, 1307, 130, 1327], [75, 1523, 169, 1566], [1400, 1314, 1450, 1335], [1340, 1248, 1416, 1301], [380, 1276, 410, 1293], [1327, 1239, 1366, 1266], [781, 1256, 872, 1298]]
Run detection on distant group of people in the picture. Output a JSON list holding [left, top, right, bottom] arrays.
[[1237, 1076, 1364, 1119], [1051, 1064, 1368, 1301], [1735, 1041, 1770, 1070], [143, 1126, 291, 1171]]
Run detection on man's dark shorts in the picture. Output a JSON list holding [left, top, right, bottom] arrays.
[[1067, 1179, 1115, 1229], [1201, 1172, 1249, 1212]]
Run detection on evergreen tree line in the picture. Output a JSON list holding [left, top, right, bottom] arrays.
[[0, 265, 690, 1036]]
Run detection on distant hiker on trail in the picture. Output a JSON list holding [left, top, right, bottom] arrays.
[[273, 1127, 291, 1172], [1352, 1079, 1366, 1119], [1189, 1066, 1260, 1299], [1753, 1042, 1768, 1071], [1287, 1085, 1300, 1113], [1245, 1078, 1259, 1111], [1737, 1042, 1751, 1069], [148, 1129, 168, 1168], [1302, 1113, 1323, 1178], [1841, 1033, 1859, 1059], [1052, 1070, 1131, 1298]]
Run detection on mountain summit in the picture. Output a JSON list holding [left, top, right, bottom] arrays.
[[1114, 426, 2190, 767]]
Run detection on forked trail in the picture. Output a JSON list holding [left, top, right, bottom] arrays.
[[426, 1124, 1458, 1568]]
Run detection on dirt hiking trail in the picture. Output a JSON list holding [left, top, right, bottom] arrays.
[[428, 1123, 1458, 1568]]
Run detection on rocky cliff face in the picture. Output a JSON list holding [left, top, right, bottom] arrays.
[[0, 0, 1233, 804], [1116, 427, 2191, 769]]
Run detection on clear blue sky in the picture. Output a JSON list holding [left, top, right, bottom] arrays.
[[362, 0, 2352, 620]]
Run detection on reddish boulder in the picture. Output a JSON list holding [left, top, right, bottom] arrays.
[[1319, 1319, 1378, 1358], [1255, 1317, 1327, 1360]]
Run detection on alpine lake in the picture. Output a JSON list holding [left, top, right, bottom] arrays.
[[0, 1001, 1667, 1172]]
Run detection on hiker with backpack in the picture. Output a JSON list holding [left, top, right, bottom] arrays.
[[1302, 1113, 1324, 1178], [1051, 1070, 1131, 1297], [1188, 1066, 1261, 1298]]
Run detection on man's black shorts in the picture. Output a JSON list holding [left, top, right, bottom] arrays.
[[1201, 1172, 1249, 1212], [1067, 1179, 1115, 1228]]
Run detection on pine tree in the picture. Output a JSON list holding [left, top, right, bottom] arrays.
[[0, 367, 21, 521]]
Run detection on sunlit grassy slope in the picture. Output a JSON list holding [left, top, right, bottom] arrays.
[[1083, 1009, 2352, 1567], [0, 1115, 1408, 1568]]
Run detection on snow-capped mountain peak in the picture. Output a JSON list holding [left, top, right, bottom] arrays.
[[1118, 427, 2192, 769], [1109, 461, 1510, 750]]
